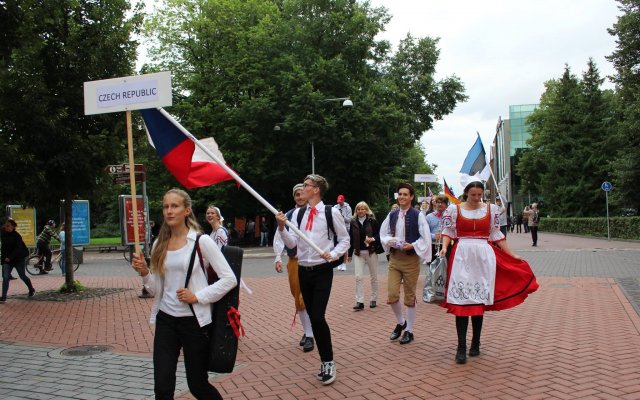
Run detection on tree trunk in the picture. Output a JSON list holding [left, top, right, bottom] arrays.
[[63, 192, 76, 291]]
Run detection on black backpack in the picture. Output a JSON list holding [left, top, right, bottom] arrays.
[[296, 205, 338, 245]]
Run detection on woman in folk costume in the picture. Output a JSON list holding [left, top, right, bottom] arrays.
[[439, 180, 538, 364]]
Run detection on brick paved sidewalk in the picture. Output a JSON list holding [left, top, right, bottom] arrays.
[[1, 232, 639, 399]]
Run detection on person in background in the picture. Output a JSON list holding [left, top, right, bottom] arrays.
[[1, 218, 36, 303], [276, 175, 350, 386], [245, 218, 255, 246], [273, 183, 315, 352], [515, 213, 523, 233], [334, 195, 352, 271], [36, 219, 59, 274], [58, 223, 66, 275], [131, 189, 236, 399], [379, 183, 432, 345], [496, 198, 508, 238], [346, 201, 381, 310], [523, 205, 531, 234], [529, 203, 540, 247], [426, 194, 449, 263], [439, 181, 538, 364], [206, 205, 228, 249], [259, 216, 269, 247]]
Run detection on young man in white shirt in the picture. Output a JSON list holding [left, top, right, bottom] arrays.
[[379, 183, 432, 345], [276, 175, 350, 386]]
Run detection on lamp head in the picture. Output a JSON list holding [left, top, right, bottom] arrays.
[[342, 99, 353, 107]]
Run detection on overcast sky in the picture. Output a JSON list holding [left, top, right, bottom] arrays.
[[139, 0, 622, 194], [368, 0, 622, 193]]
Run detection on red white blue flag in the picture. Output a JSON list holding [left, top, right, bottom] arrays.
[[140, 108, 234, 189]]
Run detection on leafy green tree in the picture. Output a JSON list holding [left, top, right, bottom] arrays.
[[607, 0, 640, 212], [142, 0, 466, 221], [516, 61, 615, 217], [0, 0, 142, 289]]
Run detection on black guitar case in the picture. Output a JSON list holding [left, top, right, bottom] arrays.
[[209, 245, 243, 373]]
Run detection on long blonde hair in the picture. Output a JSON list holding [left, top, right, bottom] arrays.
[[150, 188, 202, 277]]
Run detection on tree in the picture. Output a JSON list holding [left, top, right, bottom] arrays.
[[607, 0, 640, 212], [0, 0, 142, 290], [142, 0, 466, 220], [516, 62, 615, 217]]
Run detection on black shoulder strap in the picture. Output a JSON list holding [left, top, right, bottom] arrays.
[[325, 206, 337, 244], [296, 207, 307, 229], [184, 235, 200, 289]]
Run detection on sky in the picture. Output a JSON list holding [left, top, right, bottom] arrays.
[[139, 0, 622, 194], [367, 0, 622, 193]]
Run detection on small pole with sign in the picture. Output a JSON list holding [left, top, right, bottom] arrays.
[[84, 72, 172, 257], [601, 181, 612, 240]]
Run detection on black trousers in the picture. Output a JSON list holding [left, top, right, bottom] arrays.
[[530, 226, 538, 245], [299, 265, 334, 362], [154, 311, 222, 400]]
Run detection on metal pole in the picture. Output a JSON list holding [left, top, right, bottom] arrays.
[[606, 190, 610, 240], [311, 141, 315, 175]]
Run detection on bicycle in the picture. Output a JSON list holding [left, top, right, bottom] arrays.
[[26, 246, 80, 276]]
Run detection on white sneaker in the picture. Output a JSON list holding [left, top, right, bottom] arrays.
[[322, 361, 336, 385], [337, 264, 346, 271]]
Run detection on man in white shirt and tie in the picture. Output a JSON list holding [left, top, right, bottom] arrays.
[[276, 174, 350, 386]]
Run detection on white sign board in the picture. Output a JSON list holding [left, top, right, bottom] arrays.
[[414, 174, 438, 183], [84, 71, 172, 115]]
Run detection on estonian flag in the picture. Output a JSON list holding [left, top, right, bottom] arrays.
[[459, 132, 491, 185], [140, 108, 235, 189]]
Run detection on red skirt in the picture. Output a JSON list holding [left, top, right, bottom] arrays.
[[441, 242, 539, 316]]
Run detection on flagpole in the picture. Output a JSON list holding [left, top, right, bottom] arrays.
[[126, 110, 142, 256], [155, 108, 325, 255]]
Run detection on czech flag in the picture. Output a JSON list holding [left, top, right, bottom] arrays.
[[443, 178, 461, 204], [140, 108, 235, 189]]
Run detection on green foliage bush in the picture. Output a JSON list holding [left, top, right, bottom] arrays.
[[540, 217, 640, 240], [91, 222, 120, 238]]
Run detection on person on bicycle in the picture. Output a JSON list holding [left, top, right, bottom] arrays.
[[36, 220, 59, 274]]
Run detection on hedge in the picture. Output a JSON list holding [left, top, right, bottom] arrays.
[[539, 217, 640, 240]]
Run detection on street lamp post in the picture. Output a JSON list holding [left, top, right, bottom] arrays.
[[274, 97, 352, 174]]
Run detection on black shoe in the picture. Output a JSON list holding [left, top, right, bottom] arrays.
[[353, 302, 364, 311], [9, 275, 17, 280], [303, 337, 315, 352], [299, 334, 306, 347], [0, 297, 6, 303], [469, 340, 480, 356], [369, 301, 377, 308], [455, 346, 467, 364], [399, 331, 414, 344], [28, 289, 35, 298], [390, 321, 407, 341]]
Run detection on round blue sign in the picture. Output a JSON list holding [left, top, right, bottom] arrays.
[[601, 181, 613, 192]]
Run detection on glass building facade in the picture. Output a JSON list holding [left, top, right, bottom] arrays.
[[509, 104, 537, 155], [490, 104, 538, 216]]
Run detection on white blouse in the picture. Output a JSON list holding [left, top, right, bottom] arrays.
[[441, 203, 505, 242]]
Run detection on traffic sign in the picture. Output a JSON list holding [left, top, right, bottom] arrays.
[[112, 172, 145, 184], [601, 181, 613, 192], [105, 164, 145, 174]]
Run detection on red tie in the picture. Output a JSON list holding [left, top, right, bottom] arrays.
[[305, 207, 318, 231]]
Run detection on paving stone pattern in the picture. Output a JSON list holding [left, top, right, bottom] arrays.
[[0, 232, 639, 399]]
